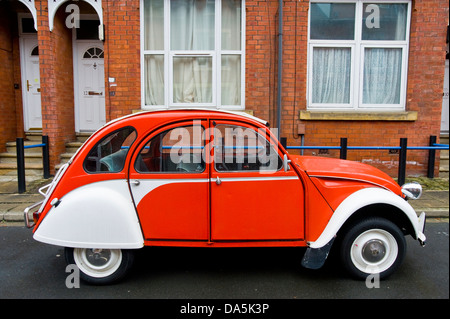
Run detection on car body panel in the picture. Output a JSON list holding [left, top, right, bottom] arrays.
[[33, 180, 143, 249], [30, 109, 425, 254]]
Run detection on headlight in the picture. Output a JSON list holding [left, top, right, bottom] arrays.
[[401, 182, 422, 200]]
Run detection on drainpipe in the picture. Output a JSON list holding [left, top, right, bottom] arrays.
[[276, 0, 283, 139]]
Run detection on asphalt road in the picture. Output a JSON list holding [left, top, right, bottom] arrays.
[[0, 221, 448, 303]]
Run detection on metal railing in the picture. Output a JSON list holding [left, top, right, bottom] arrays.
[[16, 135, 50, 193], [281, 136, 449, 186]]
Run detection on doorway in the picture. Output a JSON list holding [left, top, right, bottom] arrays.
[[74, 41, 106, 132], [20, 36, 42, 131]]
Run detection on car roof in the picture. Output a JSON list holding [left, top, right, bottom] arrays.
[[107, 108, 269, 127]]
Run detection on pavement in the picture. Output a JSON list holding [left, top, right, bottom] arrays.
[[0, 175, 448, 225]]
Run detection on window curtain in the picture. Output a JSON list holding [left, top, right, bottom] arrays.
[[144, 0, 164, 105], [363, 48, 402, 104], [145, 55, 165, 105], [221, 0, 241, 106], [173, 56, 212, 103], [171, 0, 214, 103], [312, 47, 351, 104], [170, 0, 215, 51]]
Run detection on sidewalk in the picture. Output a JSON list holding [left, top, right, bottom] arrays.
[[0, 177, 448, 225]]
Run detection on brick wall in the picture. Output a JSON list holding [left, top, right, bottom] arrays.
[[0, 4, 19, 153], [6, 0, 446, 177], [37, 0, 76, 173], [103, 0, 141, 121], [246, 0, 448, 177], [101, 0, 447, 177]]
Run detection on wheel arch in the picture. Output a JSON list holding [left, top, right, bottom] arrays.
[[336, 203, 416, 240], [308, 187, 422, 249]]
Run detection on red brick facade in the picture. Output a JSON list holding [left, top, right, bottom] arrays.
[[37, 4, 76, 168], [0, 0, 448, 176]]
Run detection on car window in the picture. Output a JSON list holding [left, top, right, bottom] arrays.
[[84, 127, 137, 173], [214, 124, 282, 172], [135, 125, 205, 173]]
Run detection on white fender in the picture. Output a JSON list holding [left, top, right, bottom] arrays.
[[34, 180, 143, 249], [309, 187, 426, 249]]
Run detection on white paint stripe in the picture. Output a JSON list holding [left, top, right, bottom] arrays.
[[130, 176, 299, 205], [216, 176, 299, 182], [130, 179, 208, 205]]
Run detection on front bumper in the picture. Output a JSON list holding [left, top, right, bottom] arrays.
[[24, 200, 44, 228], [417, 211, 427, 246]]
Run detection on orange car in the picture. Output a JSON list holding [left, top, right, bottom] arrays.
[[25, 109, 426, 284]]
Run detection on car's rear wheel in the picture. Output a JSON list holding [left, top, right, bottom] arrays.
[[65, 247, 134, 285], [340, 217, 406, 280]]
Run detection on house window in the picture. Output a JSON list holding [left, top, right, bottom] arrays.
[[142, 0, 245, 109], [307, 1, 410, 110]]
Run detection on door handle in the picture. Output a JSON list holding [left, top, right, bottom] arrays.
[[27, 80, 32, 92], [215, 177, 222, 185], [131, 180, 140, 186]]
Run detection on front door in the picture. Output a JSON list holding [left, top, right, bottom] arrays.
[[76, 42, 106, 131], [21, 37, 42, 130], [210, 121, 305, 241], [129, 121, 209, 241]]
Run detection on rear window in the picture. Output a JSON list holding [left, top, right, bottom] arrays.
[[84, 127, 137, 173]]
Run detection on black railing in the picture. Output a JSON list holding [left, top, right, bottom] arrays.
[[282, 136, 449, 186], [16, 135, 50, 193]]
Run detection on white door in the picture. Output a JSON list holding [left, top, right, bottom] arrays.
[[76, 42, 106, 132], [441, 59, 449, 134], [21, 37, 42, 130]]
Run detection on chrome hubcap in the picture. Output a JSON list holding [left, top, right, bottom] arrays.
[[86, 249, 112, 267], [350, 229, 398, 274], [362, 239, 386, 263]]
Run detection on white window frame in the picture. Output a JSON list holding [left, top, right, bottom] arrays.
[[307, 0, 411, 111], [140, 0, 246, 111]]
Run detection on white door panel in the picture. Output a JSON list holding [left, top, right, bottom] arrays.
[[21, 37, 42, 130], [76, 42, 106, 132]]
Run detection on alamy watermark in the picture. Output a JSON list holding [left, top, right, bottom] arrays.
[[65, 3, 80, 29], [65, 264, 80, 289], [366, 273, 381, 289], [365, 4, 381, 29]]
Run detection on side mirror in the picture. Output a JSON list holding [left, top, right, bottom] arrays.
[[283, 154, 291, 172]]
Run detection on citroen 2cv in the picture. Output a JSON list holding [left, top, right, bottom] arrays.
[[25, 109, 426, 284]]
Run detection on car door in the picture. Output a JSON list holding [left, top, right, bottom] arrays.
[[128, 121, 209, 241], [210, 121, 305, 241]]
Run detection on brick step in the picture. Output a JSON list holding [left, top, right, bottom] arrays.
[[55, 133, 92, 170]]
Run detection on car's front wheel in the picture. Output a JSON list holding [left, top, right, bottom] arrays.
[[340, 217, 406, 280], [65, 247, 134, 285]]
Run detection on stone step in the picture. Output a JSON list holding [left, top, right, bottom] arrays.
[[65, 141, 84, 153], [0, 162, 43, 176], [76, 132, 92, 143], [0, 152, 43, 164], [0, 133, 45, 177]]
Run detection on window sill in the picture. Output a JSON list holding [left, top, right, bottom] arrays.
[[299, 110, 418, 122]]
